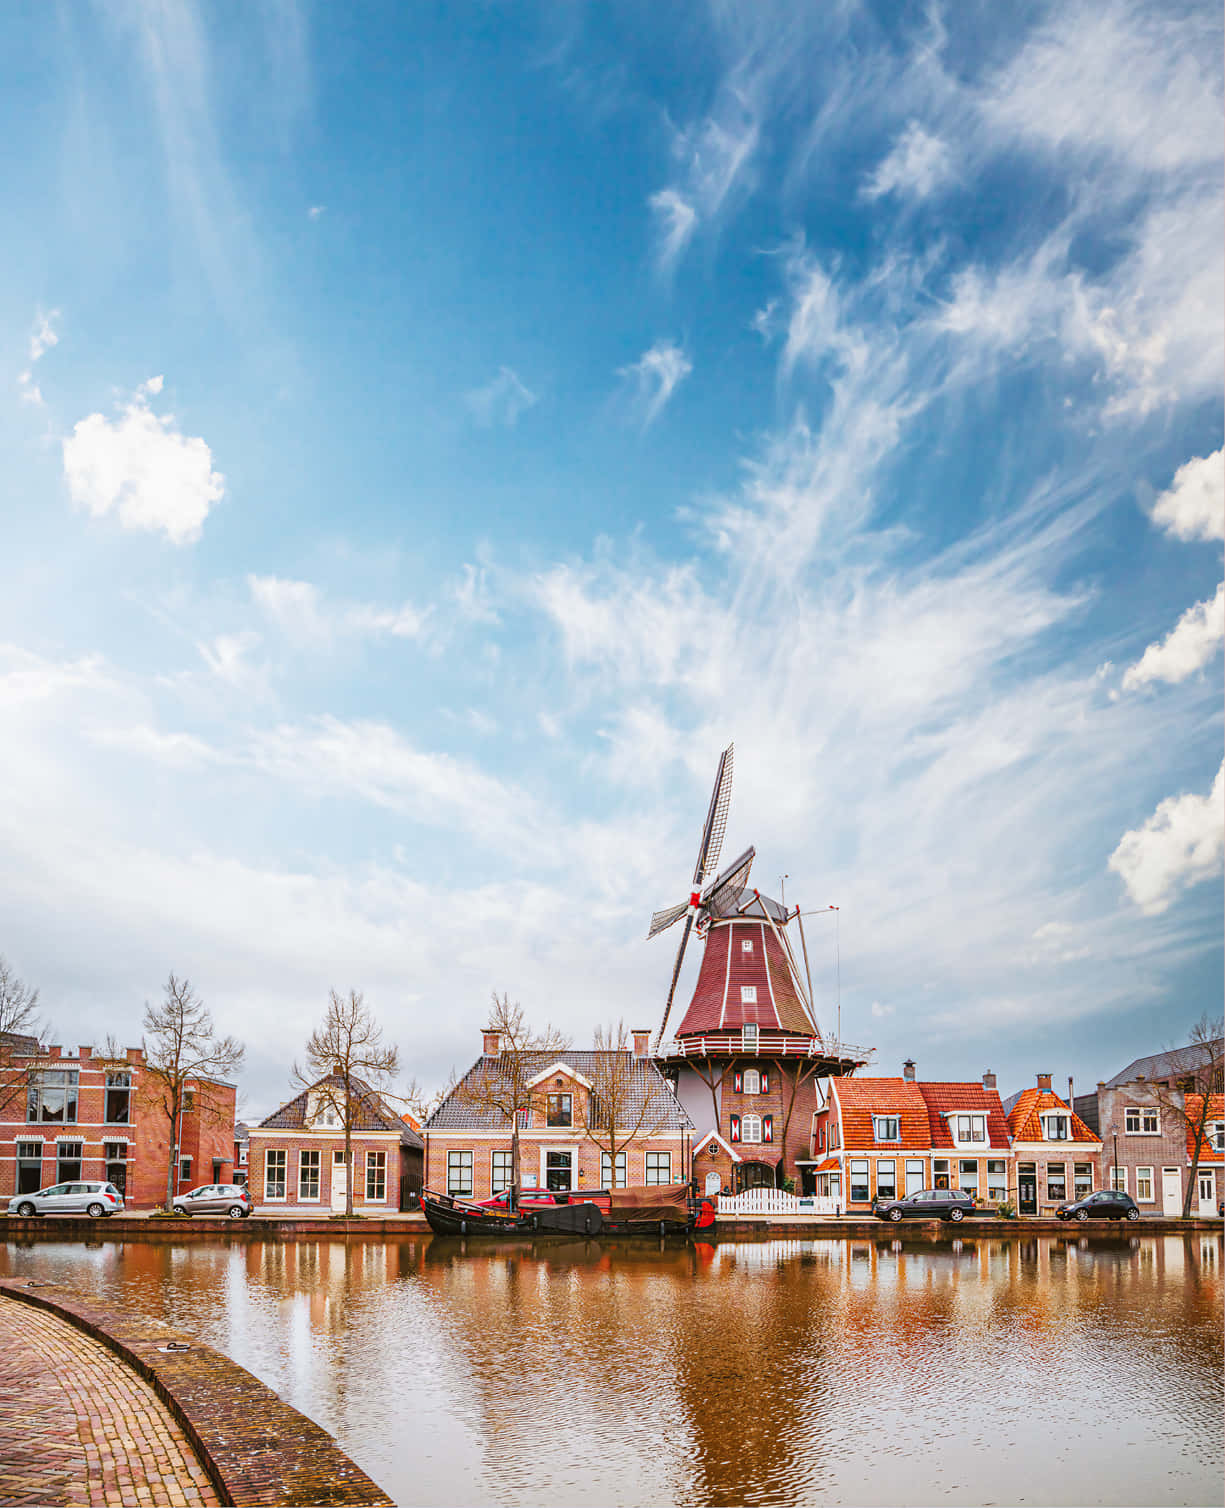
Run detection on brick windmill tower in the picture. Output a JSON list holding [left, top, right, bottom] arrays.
[[648, 745, 870, 1193]]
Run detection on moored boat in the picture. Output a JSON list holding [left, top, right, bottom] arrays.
[[420, 1185, 693, 1238]]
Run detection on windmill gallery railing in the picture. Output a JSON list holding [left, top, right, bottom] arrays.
[[659, 1035, 871, 1062], [717, 1188, 842, 1217]]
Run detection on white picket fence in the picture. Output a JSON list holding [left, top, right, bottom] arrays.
[[717, 1189, 841, 1217]]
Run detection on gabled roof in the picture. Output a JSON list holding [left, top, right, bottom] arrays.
[[1103, 1040, 1224, 1089], [1005, 1088, 1098, 1145], [257, 1072, 421, 1146], [1186, 1095, 1224, 1164], [916, 1082, 1012, 1149], [675, 917, 817, 1038], [831, 1078, 932, 1151], [693, 1129, 741, 1163], [0, 1029, 42, 1057], [426, 1052, 693, 1132]]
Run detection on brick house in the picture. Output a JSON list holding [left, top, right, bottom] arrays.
[[0, 1033, 236, 1207], [808, 1062, 1012, 1212], [1004, 1073, 1101, 1216], [248, 1073, 423, 1215], [424, 1028, 692, 1199], [1184, 1095, 1223, 1216]]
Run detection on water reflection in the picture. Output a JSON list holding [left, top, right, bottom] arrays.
[[2, 1233, 1220, 1507]]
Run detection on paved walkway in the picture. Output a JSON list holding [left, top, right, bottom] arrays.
[[0, 1295, 219, 1507]]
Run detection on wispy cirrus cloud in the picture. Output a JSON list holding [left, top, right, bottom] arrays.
[[617, 339, 692, 428], [17, 308, 60, 406], [648, 90, 758, 272], [861, 121, 953, 201], [247, 574, 431, 646], [464, 366, 538, 428]]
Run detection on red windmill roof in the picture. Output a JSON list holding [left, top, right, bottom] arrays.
[[674, 916, 817, 1038]]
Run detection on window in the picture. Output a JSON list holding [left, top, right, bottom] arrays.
[[743, 1069, 760, 1095], [366, 1151, 387, 1202], [876, 1160, 897, 1198], [905, 1159, 925, 1195], [933, 1158, 950, 1190], [180, 1157, 192, 1183], [239, 1143, 248, 1165], [873, 1115, 900, 1142], [742, 1023, 758, 1051], [600, 1151, 628, 1188], [313, 1101, 340, 1130], [740, 986, 757, 1004], [16, 1142, 43, 1195], [1110, 1166, 1127, 1192], [1073, 1163, 1093, 1199], [104, 1072, 131, 1125], [265, 1149, 287, 1199], [1046, 1163, 1067, 1201], [1125, 1106, 1160, 1135], [741, 1114, 762, 1144], [1136, 1167, 1154, 1202], [545, 1150, 573, 1190], [491, 1151, 513, 1193], [828, 1121, 840, 1151], [987, 1160, 1007, 1201], [1209, 1122, 1225, 1153], [447, 1151, 473, 1197], [299, 1149, 320, 1201], [1043, 1114, 1069, 1141], [645, 1152, 671, 1185], [56, 1142, 82, 1182], [546, 1093, 572, 1127], [959, 1160, 980, 1196], [27, 1070, 78, 1124], [741, 938, 754, 953], [849, 1160, 870, 1203], [183, 1091, 196, 1113], [956, 1115, 986, 1143]]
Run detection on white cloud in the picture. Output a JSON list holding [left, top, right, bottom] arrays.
[[453, 563, 501, 627], [91, 724, 218, 769], [1151, 450, 1224, 543], [62, 377, 225, 544], [17, 309, 61, 407], [617, 340, 692, 428], [308, 204, 325, 220], [648, 188, 698, 272], [870, 1000, 895, 1019], [247, 575, 430, 646], [649, 93, 758, 270], [1109, 764, 1225, 915], [464, 366, 538, 428], [1121, 582, 1224, 691], [861, 122, 953, 201], [197, 632, 267, 696]]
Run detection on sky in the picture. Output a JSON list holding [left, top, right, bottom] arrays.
[[2, 0, 1221, 1120]]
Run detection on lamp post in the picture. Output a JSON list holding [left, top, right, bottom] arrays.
[[1112, 1130, 1119, 1192]]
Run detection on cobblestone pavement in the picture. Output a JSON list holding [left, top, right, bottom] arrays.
[[0, 1296, 220, 1507]]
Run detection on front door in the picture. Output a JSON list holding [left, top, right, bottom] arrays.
[[1161, 1167, 1181, 1215], [331, 1152, 348, 1211], [1019, 1171, 1037, 1215], [545, 1150, 573, 1191], [1197, 1172, 1215, 1216]]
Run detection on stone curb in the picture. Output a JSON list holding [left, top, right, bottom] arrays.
[[0, 1279, 392, 1507]]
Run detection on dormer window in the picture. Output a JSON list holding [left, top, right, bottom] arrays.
[[1209, 1122, 1224, 1152], [740, 986, 757, 1004], [309, 1095, 340, 1130], [873, 1115, 900, 1142], [546, 1092, 572, 1127], [955, 1114, 986, 1144], [742, 1023, 759, 1051], [741, 938, 754, 954], [1043, 1114, 1070, 1141]]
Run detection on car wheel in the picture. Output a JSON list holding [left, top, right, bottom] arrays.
[[16, 1202, 35, 1218], [227, 1205, 246, 1219], [948, 1206, 964, 1223], [87, 1203, 105, 1218], [1075, 1209, 1088, 1222], [888, 1208, 903, 1222], [1125, 1207, 1139, 1221], [172, 1205, 187, 1216]]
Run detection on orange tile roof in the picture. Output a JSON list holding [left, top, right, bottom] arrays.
[[1006, 1087, 1098, 1144], [916, 1082, 1013, 1149], [1186, 1095, 1224, 1163], [833, 1077, 932, 1151], [813, 1156, 840, 1172]]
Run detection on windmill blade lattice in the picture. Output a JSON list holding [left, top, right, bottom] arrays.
[[699, 845, 756, 917], [646, 901, 689, 940]]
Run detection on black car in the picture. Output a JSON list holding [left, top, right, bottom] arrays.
[[872, 1188, 977, 1223], [1056, 1189, 1139, 1221]]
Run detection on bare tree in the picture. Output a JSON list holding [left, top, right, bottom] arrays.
[[580, 1021, 673, 1189], [293, 989, 399, 1218], [143, 974, 245, 1210], [0, 956, 45, 1117], [1146, 1014, 1224, 1217], [451, 992, 569, 1211]]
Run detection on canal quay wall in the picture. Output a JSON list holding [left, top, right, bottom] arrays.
[[0, 1277, 392, 1507]]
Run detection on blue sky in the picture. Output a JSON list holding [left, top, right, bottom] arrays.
[[2, 0, 1221, 1117]]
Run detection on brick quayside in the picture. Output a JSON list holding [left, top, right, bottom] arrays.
[[0, 1280, 391, 1507]]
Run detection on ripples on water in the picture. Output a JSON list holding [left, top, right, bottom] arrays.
[[3, 1232, 1221, 1506]]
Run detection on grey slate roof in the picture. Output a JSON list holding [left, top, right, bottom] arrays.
[[426, 1051, 693, 1132], [1000, 1089, 1023, 1116], [259, 1072, 423, 1147], [1102, 1039, 1224, 1089]]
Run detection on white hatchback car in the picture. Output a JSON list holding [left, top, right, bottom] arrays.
[[8, 1180, 125, 1217]]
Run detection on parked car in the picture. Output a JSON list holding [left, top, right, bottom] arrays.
[[172, 1183, 252, 1219], [8, 1181, 124, 1218], [1056, 1189, 1140, 1221], [477, 1187, 612, 1213], [872, 1188, 977, 1223]]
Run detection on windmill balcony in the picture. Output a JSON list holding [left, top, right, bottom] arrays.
[[659, 1034, 871, 1063]]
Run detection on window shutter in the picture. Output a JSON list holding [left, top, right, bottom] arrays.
[[734, 1071, 743, 1094], [730, 1115, 741, 1143], [760, 1070, 770, 1094], [763, 1115, 774, 1144]]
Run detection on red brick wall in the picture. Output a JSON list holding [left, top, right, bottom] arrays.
[[248, 1132, 407, 1211]]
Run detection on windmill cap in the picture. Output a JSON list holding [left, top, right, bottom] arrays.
[[704, 886, 788, 922]]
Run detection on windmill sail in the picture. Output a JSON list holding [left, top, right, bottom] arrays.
[[693, 744, 733, 885], [647, 901, 689, 939]]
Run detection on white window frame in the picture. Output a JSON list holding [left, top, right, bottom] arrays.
[[1209, 1122, 1225, 1153], [365, 1150, 387, 1203], [905, 1159, 925, 1195], [873, 1115, 900, 1142], [491, 1150, 513, 1193], [740, 985, 757, 1004], [447, 1150, 473, 1197], [849, 1160, 870, 1203], [741, 1023, 759, 1051], [955, 1114, 987, 1144], [986, 1160, 1007, 1200], [179, 1156, 192, 1183], [1072, 1162, 1093, 1199], [644, 1151, 672, 1186], [600, 1151, 628, 1188], [298, 1148, 321, 1202], [264, 1148, 287, 1201], [1045, 1162, 1067, 1201], [742, 1068, 761, 1096], [876, 1159, 897, 1198], [741, 1113, 763, 1145], [1125, 1106, 1160, 1135], [1110, 1165, 1128, 1192], [1135, 1166, 1155, 1202], [741, 938, 754, 953], [1042, 1114, 1070, 1142]]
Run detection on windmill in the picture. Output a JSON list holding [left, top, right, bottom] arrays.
[[647, 743, 756, 1049]]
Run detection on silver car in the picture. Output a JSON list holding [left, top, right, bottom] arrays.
[[9, 1181, 125, 1218], [172, 1183, 252, 1219]]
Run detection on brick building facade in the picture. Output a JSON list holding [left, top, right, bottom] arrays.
[[1004, 1073, 1101, 1216]]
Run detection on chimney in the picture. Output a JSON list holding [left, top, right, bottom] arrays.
[[1068, 1076, 1074, 1106], [632, 1029, 651, 1058], [1036, 1071, 1052, 1092], [49, 1045, 61, 1060], [79, 1046, 92, 1060], [482, 1028, 501, 1057], [903, 1059, 916, 1083], [982, 1070, 996, 1090], [127, 1046, 143, 1065]]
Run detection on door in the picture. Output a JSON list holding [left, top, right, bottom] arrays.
[[1161, 1168, 1181, 1215], [1018, 1172, 1037, 1215], [331, 1153, 348, 1211], [545, 1150, 573, 1191], [1197, 1172, 1215, 1216]]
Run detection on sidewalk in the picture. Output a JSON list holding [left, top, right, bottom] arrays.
[[0, 1294, 219, 1507]]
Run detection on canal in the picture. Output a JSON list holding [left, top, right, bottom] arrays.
[[2, 1232, 1221, 1506]]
